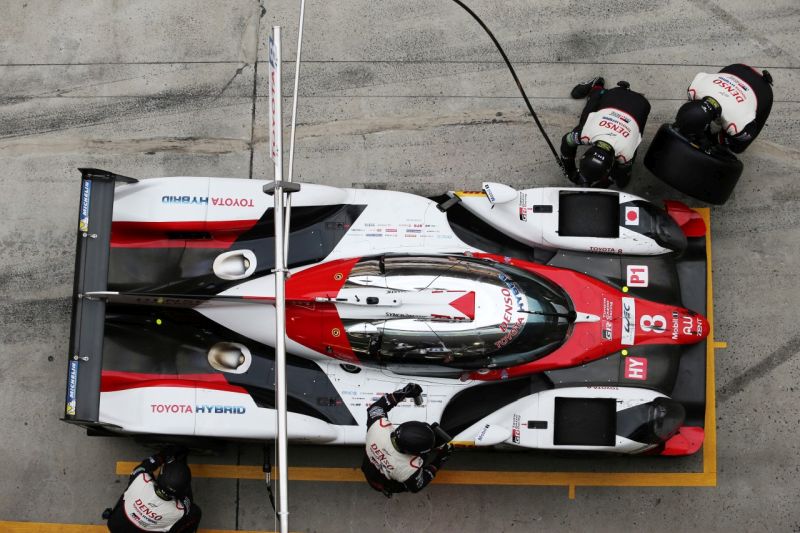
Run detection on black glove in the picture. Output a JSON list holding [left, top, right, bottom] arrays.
[[161, 445, 189, 462], [395, 383, 423, 401], [431, 443, 454, 467]]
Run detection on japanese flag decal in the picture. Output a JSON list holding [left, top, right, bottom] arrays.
[[624, 206, 640, 226]]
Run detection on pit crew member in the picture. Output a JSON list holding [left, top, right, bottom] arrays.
[[561, 77, 651, 188], [103, 447, 202, 532], [676, 63, 773, 153], [361, 383, 453, 497]]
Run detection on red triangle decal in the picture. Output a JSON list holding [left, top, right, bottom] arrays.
[[449, 291, 475, 320]]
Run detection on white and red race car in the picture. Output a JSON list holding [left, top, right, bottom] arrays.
[[65, 169, 710, 455]]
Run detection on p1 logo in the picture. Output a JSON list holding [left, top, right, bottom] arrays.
[[626, 265, 649, 287]]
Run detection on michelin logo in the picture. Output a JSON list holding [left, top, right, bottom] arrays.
[[66, 360, 78, 416], [79, 181, 91, 232]]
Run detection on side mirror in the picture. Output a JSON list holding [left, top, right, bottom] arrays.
[[482, 182, 517, 205], [474, 424, 512, 446]]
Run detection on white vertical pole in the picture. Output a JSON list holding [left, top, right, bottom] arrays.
[[283, 0, 307, 259], [268, 26, 290, 533]]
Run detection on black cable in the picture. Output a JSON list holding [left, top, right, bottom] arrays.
[[263, 444, 277, 513], [446, 0, 566, 175]]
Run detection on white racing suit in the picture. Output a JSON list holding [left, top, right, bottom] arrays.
[[106, 454, 201, 533], [361, 391, 449, 496], [561, 84, 651, 188], [687, 63, 773, 153]]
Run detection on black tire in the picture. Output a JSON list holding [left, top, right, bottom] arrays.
[[644, 123, 743, 205]]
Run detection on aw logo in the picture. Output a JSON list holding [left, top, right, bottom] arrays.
[[624, 356, 648, 380]]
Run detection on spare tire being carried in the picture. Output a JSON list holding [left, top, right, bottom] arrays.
[[644, 123, 743, 205]]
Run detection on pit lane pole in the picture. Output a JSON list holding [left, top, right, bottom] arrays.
[[283, 0, 307, 260], [267, 26, 290, 533]]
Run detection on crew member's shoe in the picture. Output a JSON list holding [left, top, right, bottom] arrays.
[[570, 76, 604, 99], [102, 508, 112, 520]]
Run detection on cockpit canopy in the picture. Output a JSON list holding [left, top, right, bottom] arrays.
[[341, 255, 573, 369]]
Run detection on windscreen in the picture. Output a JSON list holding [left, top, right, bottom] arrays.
[[343, 256, 572, 369]]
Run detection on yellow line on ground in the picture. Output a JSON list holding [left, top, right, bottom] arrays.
[[116, 462, 716, 487], [713, 341, 728, 349], [697, 208, 718, 482], [0, 522, 277, 533]]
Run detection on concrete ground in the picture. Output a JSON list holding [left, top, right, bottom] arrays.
[[1, 0, 799, 531]]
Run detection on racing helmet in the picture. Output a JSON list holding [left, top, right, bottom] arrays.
[[391, 421, 436, 455], [155, 460, 192, 500], [674, 96, 721, 136], [578, 140, 615, 185]]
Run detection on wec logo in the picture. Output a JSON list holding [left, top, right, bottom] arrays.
[[621, 297, 636, 345]]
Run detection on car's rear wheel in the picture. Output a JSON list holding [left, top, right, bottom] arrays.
[[644, 123, 743, 205]]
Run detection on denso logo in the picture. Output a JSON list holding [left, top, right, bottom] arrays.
[[369, 443, 395, 471], [499, 288, 515, 331], [150, 404, 246, 414], [712, 78, 746, 103], [134, 499, 163, 522], [598, 119, 630, 137]]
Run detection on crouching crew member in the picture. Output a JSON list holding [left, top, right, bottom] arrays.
[[561, 77, 651, 188], [677, 64, 773, 153], [361, 383, 453, 497], [104, 447, 201, 532]]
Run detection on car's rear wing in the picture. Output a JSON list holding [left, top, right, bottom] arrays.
[[63, 169, 136, 427]]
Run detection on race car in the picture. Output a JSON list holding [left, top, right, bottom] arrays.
[[64, 168, 710, 456]]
